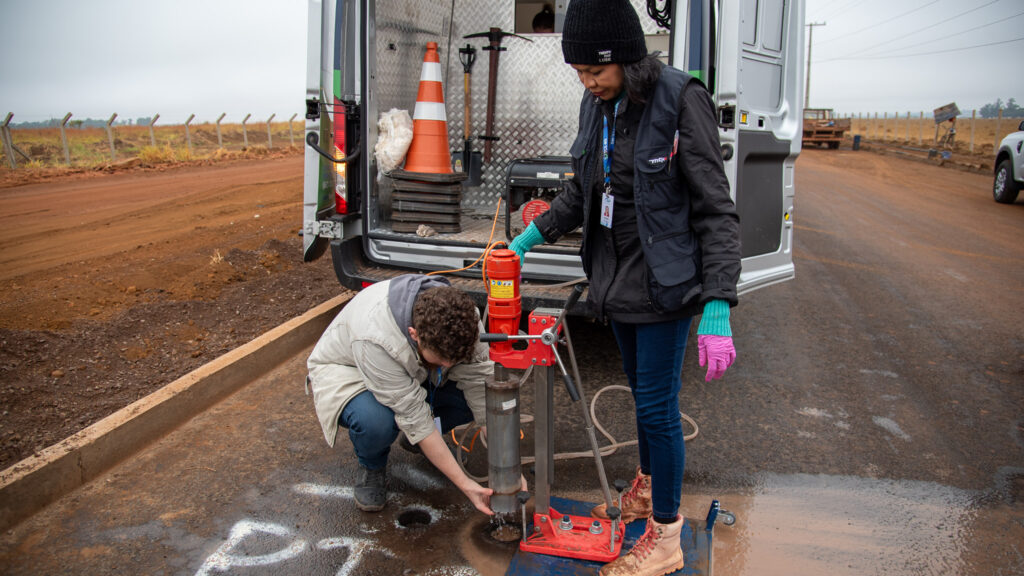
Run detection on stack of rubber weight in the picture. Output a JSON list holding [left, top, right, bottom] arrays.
[[388, 169, 467, 234]]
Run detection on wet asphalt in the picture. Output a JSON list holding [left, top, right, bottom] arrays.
[[0, 150, 1022, 575]]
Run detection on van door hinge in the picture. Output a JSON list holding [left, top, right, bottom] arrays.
[[304, 219, 343, 239]]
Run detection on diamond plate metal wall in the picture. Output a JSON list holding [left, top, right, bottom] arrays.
[[371, 0, 665, 224]]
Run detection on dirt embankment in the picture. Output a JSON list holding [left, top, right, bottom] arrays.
[[0, 154, 343, 469]]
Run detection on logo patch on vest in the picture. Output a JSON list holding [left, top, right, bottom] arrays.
[[647, 156, 669, 166], [597, 49, 612, 63]]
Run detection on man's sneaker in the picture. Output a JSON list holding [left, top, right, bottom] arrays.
[[599, 515, 685, 576], [354, 465, 387, 512], [398, 435, 422, 455], [592, 466, 652, 523]]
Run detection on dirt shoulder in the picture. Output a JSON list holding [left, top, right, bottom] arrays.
[[0, 154, 344, 469]]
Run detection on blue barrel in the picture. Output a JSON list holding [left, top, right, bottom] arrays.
[[853, 134, 862, 150]]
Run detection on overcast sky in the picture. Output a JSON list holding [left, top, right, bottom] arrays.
[[0, 0, 1020, 125]]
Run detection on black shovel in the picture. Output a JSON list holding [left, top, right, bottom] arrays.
[[455, 44, 482, 186]]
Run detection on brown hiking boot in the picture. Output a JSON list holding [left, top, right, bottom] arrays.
[[599, 516, 685, 576], [592, 466, 652, 523]]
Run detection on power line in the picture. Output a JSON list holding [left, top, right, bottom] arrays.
[[817, 0, 941, 45], [807, 0, 845, 20], [819, 35, 1024, 61], [817, 0, 869, 22], [855, 9, 1024, 57], [824, 0, 1004, 58]]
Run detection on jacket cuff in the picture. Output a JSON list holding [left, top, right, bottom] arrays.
[[697, 299, 732, 336]]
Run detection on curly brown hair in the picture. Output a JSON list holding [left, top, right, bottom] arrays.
[[412, 286, 480, 364]]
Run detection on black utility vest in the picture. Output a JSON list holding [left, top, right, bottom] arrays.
[[569, 67, 704, 313]]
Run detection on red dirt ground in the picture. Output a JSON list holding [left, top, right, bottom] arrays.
[[0, 152, 343, 469]]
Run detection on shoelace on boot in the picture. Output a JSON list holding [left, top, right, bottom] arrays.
[[630, 523, 662, 560], [622, 474, 650, 505]]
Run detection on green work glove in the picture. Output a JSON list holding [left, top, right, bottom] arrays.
[[696, 299, 732, 337], [508, 222, 545, 260]]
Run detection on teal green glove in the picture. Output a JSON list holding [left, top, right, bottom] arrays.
[[508, 222, 545, 260], [697, 299, 732, 337]]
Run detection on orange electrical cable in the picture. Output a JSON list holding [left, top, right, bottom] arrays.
[[426, 198, 505, 278]]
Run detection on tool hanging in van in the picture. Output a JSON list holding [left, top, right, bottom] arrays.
[[455, 44, 482, 186], [463, 27, 532, 164]]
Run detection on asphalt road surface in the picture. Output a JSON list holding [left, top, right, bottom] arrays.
[[1, 149, 1021, 575]]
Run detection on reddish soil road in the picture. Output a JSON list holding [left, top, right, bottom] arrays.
[[0, 154, 340, 469]]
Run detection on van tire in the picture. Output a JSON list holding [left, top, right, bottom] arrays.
[[993, 159, 1020, 204]]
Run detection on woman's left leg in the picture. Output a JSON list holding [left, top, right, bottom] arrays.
[[628, 318, 691, 520]]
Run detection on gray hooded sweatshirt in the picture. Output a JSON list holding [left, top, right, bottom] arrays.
[[307, 275, 492, 447]]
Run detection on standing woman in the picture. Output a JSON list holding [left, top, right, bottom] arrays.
[[508, 0, 741, 574]]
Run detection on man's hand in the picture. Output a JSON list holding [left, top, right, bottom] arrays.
[[458, 481, 495, 515]]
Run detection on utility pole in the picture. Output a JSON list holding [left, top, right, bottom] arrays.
[[805, 22, 826, 109]]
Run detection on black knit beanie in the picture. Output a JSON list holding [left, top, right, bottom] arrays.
[[561, 0, 646, 65]]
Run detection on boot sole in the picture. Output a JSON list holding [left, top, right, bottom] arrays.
[[355, 500, 385, 512]]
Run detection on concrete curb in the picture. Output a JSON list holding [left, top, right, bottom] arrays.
[[0, 293, 352, 532]]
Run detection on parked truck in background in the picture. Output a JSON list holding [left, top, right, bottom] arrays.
[[802, 107, 849, 149], [303, 0, 804, 311]]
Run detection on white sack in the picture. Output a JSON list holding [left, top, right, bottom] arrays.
[[374, 108, 413, 174]]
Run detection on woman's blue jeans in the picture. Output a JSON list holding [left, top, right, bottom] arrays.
[[610, 317, 692, 519], [338, 382, 474, 470]]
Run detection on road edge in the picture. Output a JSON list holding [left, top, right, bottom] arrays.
[[0, 292, 352, 532]]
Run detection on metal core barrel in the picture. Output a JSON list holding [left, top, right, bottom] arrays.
[[485, 366, 521, 518]]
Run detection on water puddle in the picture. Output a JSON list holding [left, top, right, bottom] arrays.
[[675, 473, 1024, 576]]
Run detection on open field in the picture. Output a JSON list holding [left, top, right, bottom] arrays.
[[849, 116, 1021, 159]]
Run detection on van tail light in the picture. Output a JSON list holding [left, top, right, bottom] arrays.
[[333, 99, 348, 214]]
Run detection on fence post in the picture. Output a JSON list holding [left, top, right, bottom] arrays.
[[918, 111, 923, 145], [185, 113, 195, 155], [60, 113, 72, 165], [969, 110, 976, 153], [873, 112, 878, 140], [995, 108, 1003, 150], [905, 111, 911, 142], [216, 113, 226, 148], [242, 113, 251, 148], [289, 113, 297, 146], [266, 113, 275, 149], [2, 113, 15, 169], [105, 113, 118, 161], [149, 114, 160, 147]]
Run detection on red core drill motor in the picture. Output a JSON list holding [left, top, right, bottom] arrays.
[[480, 249, 625, 562]]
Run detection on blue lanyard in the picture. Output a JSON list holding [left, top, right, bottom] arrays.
[[602, 96, 623, 191], [427, 367, 442, 412]]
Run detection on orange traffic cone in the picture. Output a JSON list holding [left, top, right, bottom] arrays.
[[404, 42, 454, 174]]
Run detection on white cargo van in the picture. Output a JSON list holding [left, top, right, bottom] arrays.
[[303, 0, 803, 311]]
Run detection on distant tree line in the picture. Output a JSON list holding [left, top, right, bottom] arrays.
[[979, 98, 1023, 119]]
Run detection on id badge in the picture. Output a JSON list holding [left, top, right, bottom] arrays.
[[600, 191, 614, 228], [434, 416, 443, 435]]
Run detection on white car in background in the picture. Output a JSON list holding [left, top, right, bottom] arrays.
[[993, 120, 1024, 204]]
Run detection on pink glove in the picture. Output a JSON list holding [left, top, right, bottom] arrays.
[[698, 335, 736, 382]]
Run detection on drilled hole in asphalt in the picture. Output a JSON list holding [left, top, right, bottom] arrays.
[[397, 508, 433, 528]]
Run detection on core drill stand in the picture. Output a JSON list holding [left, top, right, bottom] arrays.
[[481, 249, 625, 562]]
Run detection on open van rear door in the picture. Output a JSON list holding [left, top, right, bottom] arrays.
[[675, 0, 802, 293]]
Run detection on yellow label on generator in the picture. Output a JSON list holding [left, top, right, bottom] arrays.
[[489, 279, 515, 299]]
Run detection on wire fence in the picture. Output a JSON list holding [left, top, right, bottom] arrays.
[[1, 112, 303, 170], [834, 109, 1022, 155]]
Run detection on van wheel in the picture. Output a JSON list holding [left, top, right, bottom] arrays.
[[993, 159, 1021, 204]]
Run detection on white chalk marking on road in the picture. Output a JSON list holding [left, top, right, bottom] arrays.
[[860, 369, 899, 379], [195, 520, 308, 576], [872, 416, 912, 441], [392, 462, 447, 490], [796, 407, 833, 419], [293, 483, 354, 499], [944, 269, 968, 283], [318, 536, 394, 576]]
